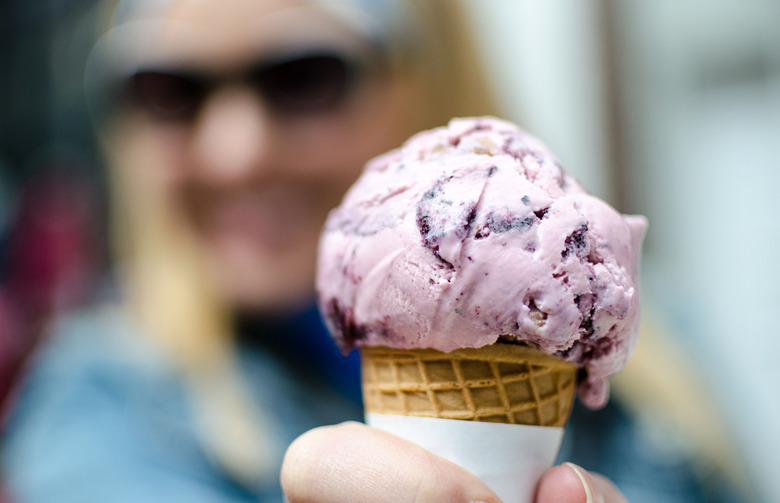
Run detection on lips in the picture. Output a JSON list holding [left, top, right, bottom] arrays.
[[199, 185, 320, 253]]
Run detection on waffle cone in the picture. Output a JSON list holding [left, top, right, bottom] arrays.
[[361, 343, 577, 427]]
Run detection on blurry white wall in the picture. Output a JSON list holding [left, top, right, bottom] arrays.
[[615, 3, 780, 501], [467, 2, 780, 502], [462, 0, 613, 202]]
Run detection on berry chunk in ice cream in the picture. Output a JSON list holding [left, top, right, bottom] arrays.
[[317, 117, 647, 408]]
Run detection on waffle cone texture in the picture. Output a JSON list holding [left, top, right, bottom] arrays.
[[361, 343, 577, 427]]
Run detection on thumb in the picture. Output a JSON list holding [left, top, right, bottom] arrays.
[[281, 422, 502, 503], [535, 463, 628, 503]]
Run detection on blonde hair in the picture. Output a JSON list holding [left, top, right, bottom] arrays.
[[611, 310, 753, 497], [99, 0, 498, 486]]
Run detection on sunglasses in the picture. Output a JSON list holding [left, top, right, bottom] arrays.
[[120, 51, 366, 122]]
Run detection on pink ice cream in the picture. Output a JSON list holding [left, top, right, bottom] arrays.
[[317, 117, 646, 408]]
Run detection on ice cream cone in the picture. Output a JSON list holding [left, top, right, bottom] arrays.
[[361, 343, 577, 426], [361, 343, 578, 503], [318, 118, 645, 502]]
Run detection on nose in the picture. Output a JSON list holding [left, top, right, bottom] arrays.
[[188, 85, 275, 184]]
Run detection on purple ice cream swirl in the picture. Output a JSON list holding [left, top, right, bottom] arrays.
[[317, 117, 647, 409]]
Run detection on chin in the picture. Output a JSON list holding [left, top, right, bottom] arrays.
[[229, 283, 316, 316], [205, 231, 319, 313]]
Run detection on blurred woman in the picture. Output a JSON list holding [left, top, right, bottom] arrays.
[[2, 0, 499, 501]]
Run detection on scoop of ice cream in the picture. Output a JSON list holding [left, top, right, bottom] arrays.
[[317, 117, 646, 408]]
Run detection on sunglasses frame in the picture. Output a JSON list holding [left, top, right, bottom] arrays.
[[119, 49, 384, 122]]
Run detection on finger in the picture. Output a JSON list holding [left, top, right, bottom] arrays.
[[535, 463, 627, 503], [281, 421, 502, 503]]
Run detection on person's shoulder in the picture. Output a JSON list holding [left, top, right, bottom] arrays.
[[1, 306, 220, 502], [9, 303, 177, 415], [35, 304, 167, 375], [4, 303, 188, 441]]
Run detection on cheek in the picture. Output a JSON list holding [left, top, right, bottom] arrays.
[[286, 81, 421, 194], [343, 81, 422, 158], [109, 117, 192, 197]]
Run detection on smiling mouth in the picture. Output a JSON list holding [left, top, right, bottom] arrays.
[[201, 188, 322, 252]]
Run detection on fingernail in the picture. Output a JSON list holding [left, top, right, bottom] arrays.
[[563, 462, 593, 503]]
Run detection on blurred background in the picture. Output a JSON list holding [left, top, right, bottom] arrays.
[[1, 0, 778, 501]]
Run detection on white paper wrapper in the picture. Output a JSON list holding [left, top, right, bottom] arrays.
[[366, 413, 565, 503]]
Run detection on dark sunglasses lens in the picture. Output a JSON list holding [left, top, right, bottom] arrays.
[[258, 55, 354, 113], [127, 71, 206, 121]]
